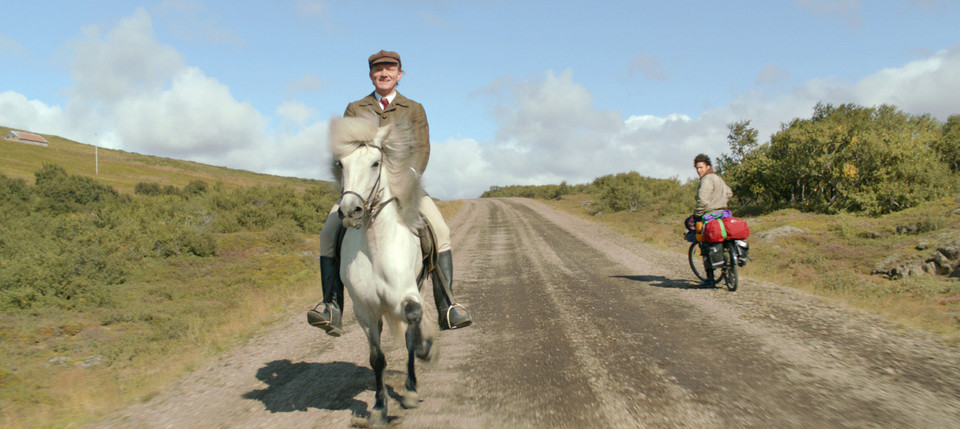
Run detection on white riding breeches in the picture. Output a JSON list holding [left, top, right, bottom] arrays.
[[319, 195, 451, 257]]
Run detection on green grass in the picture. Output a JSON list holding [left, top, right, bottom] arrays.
[[544, 193, 960, 345], [0, 232, 321, 428], [1, 126, 334, 427], [1, 126, 324, 194]]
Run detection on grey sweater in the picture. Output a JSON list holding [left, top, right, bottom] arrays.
[[695, 172, 732, 216]]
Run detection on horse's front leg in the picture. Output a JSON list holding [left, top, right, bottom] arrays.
[[402, 299, 423, 409], [400, 296, 437, 409], [365, 319, 388, 426]]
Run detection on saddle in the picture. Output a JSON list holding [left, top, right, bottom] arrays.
[[334, 214, 440, 291]]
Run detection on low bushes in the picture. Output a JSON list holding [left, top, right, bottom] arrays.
[[0, 165, 338, 312]]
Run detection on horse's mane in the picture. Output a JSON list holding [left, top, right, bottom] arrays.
[[330, 116, 425, 228]]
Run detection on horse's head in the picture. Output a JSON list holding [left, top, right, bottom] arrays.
[[329, 116, 425, 229]]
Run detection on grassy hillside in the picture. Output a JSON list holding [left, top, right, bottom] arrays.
[[1, 126, 325, 193], [0, 126, 340, 428]]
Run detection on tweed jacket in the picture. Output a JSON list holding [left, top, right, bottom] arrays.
[[343, 92, 430, 175], [694, 172, 733, 216]]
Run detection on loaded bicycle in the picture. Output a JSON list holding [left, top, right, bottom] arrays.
[[684, 213, 750, 291], [686, 237, 748, 291]]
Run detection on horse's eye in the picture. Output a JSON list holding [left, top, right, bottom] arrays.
[[372, 161, 380, 168], [334, 161, 342, 168]]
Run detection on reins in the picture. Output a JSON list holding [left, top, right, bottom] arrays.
[[340, 143, 398, 225]]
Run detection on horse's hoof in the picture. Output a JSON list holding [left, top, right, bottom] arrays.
[[415, 337, 438, 362], [368, 410, 388, 427], [401, 391, 420, 409]]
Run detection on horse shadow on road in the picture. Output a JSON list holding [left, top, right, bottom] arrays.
[[243, 359, 408, 419], [612, 275, 715, 290]]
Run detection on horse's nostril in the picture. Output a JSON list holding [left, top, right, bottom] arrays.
[[352, 206, 363, 214]]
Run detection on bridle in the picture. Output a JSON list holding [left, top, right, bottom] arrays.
[[339, 143, 398, 225]]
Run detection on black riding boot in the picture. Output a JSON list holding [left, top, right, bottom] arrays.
[[432, 250, 473, 330], [307, 256, 343, 336]]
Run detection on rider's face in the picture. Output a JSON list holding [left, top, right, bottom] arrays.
[[695, 162, 710, 178], [369, 63, 402, 96]]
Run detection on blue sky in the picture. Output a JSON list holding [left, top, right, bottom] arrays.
[[2, 0, 959, 199]]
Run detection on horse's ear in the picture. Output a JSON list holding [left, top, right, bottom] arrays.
[[373, 123, 393, 146]]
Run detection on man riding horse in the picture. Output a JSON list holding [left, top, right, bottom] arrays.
[[308, 50, 473, 336]]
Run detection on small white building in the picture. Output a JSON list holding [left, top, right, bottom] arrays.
[[5, 130, 49, 147]]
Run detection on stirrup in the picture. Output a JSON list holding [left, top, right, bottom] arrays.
[[307, 302, 330, 327], [307, 302, 342, 336], [444, 303, 469, 330]]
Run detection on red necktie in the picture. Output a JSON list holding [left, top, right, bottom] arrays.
[[381, 97, 389, 110]]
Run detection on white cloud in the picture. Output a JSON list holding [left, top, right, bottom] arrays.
[[424, 137, 489, 199], [795, 0, 862, 25], [756, 65, 790, 84], [429, 69, 699, 199], [0, 8, 314, 177], [426, 45, 960, 199], [628, 54, 666, 81], [110, 67, 264, 159], [222, 120, 331, 179], [276, 101, 315, 125], [296, 0, 326, 18], [61, 8, 266, 163], [853, 45, 960, 119], [287, 74, 326, 96], [69, 9, 184, 101], [155, 0, 244, 47], [0, 91, 66, 133], [0, 33, 25, 56]]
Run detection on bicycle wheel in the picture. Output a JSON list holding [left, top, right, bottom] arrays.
[[688, 242, 708, 282], [723, 242, 739, 291]]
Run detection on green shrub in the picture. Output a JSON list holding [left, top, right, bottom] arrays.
[[0, 174, 31, 217], [180, 229, 218, 257], [0, 166, 343, 312], [0, 286, 41, 310], [0, 213, 128, 309], [481, 182, 592, 199], [722, 103, 958, 216], [183, 180, 209, 197], [34, 163, 120, 213], [592, 172, 694, 215], [135, 182, 181, 196], [267, 218, 303, 245], [135, 182, 163, 195]]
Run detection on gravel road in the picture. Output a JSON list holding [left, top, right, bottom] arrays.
[[90, 197, 960, 428]]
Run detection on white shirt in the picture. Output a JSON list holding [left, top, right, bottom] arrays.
[[374, 92, 395, 110]]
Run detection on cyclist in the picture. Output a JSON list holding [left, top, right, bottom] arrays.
[[690, 153, 732, 286]]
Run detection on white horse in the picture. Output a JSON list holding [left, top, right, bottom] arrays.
[[330, 116, 437, 425]]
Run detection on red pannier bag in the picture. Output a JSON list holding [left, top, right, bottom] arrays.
[[701, 219, 725, 243], [702, 217, 750, 242], [723, 217, 750, 240]]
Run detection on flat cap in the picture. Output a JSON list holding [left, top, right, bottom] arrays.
[[368, 50, 401, 67]]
